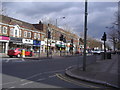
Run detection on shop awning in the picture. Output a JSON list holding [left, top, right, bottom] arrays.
[[56, 44, 66, 48]]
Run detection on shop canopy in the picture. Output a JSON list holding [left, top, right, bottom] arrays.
[[56, 44, 66, 48]]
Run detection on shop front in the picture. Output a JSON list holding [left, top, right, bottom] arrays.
[[33, 40, 41, 53], [56, 41, 66, 51], [40, 41, 45, 53], [9, 37, 23, 49], [22, 38, 33, 50], [66, 43, 71, 52], [0, 36, 10, 53]]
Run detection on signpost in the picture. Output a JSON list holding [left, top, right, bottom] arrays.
[[83, 0, 88, 71]]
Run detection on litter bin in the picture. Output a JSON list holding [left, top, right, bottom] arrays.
[[101, 52, 105, 59], [106, 52, 111, 59]]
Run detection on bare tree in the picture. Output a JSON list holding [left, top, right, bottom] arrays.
[[0, 1, 7, 16], [107, 1, 120, 50], [108, 28, 118, 51]]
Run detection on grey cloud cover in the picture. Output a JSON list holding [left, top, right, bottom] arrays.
[[2, 2, 118, 39]]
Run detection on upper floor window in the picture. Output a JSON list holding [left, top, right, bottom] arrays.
[[19, 30, 22, 37], [15, 29, 17, 36], [34, 33, 37, 39], [37, 34, 40, 39], [24, 31, 27, 37], [0, 25, 1, 34], [27, 32, 31, 38], [10, 28, 14, 36], [41, 34, 44, 40], [3, 26, 7, 34]]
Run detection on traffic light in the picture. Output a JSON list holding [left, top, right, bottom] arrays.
[[101, 32, 107, 41], [48, 31, 51, 39], [71, 39, 73, 43], [60, 34, 64, 41], [63, 38, 66, 43]]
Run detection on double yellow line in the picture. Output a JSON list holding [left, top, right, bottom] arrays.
[[56, 73, 100, 88]]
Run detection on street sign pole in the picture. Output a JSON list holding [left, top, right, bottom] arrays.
[[83, 0, 88, 71]]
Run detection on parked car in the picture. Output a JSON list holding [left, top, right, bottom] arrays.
[[91, 50, 104, 55], [8, 48, 34, 58]]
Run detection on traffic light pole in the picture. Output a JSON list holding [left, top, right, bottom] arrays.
[[60, 42, 62, 56], [104, 40, 106, 59], [47, 38, 49, 58]]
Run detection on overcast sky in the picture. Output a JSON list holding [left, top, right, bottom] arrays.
[[2, 1, 118, 39]]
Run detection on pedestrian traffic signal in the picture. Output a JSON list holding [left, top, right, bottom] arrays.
[[63, 37, 66, 43], [71, 39, 73, 43], [48, 31, 51, 39], [60, 34, 64, 41]]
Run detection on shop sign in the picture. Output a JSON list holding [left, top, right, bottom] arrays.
[[56, 41, 64, 45], [33, 40, 41, 46], [10, 37, 22, 43], [51, 43, 55, 47], [0, 36, 10, 40], [22, 39, 33, 44], [41, 41, 45, 45]]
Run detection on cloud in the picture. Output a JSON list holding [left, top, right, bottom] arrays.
[[2, 2, 118, 39]]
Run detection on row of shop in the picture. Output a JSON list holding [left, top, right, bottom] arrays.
[[0, 36, 77, 54]]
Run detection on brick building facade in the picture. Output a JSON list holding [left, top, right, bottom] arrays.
[[0, 15, 79, 55]]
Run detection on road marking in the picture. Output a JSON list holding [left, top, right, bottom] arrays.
[[21, 73, 42, 81], [9, 86, 15, 88], [0, 81, 17, 86], [43, 69, 64, 74], [48, 75, 56, 78], [2, 70, 64, 86], [21, 81, 33, 86], [37, 78, 46, 81], [20, 70, 63, 81], [56, 74, 100, 88]]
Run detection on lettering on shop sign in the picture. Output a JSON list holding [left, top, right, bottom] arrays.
[[22, 39, 33, 44]]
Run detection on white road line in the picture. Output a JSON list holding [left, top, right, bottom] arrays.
[[0, 81, 17, 86], [37, 78, 46, 81], [2, 69, 64, 86], [43, 69, 64, 74], [9, 86, 15, 88], [21, 73, 42, 81], [48, 75, 56, 78], [21, 81, 33, 86], [21, 70, 64, 81]]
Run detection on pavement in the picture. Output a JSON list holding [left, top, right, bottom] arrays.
[[65, 54, 119, 88]]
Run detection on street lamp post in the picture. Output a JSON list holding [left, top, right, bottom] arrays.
[[56, 17, 65, 27], [83, 0, 88, 71]]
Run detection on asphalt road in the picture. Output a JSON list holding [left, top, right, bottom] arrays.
[[2, 55, 108, 89]]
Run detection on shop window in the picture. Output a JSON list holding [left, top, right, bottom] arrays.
[[34, 33, 37, 39], [2, 26, 7, 34], [27, 32, 31, 38], [24, 31, 27, 37]]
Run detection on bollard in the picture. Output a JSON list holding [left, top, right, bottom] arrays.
[[22, 49, 25, 58]]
